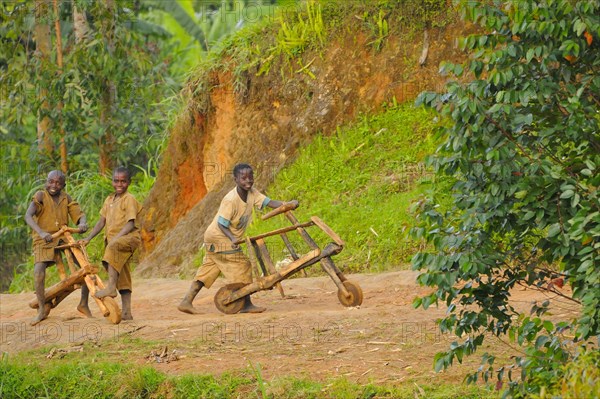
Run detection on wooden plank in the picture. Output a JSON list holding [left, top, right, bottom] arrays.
[[245, 236, 261, 280], [255, 239, 275, 272], [63, 248, 82, 289], [285, 211, 319, 250], [233, 221, 314, 245], [311, 216, 345, 246], [281, 232, 307, 277], [285, 211, 348, 291], [50, 225, 78, 240], [63, 248, 79, 274], [29, 267, 87, 309], [62, 232, 93, 270], [277, 249, 320, 279], [251, 240, 269, 276], [85, 275, 110, 317], [227, 248, 324, 303], [280, 233, 299, 260], [261, 201, 299, 221], [54, 253, 67, 280], [255, 238, 285, 298], [51, 285, 76, 309]]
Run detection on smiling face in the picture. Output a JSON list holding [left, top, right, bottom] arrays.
[[112, 171, 131, 195], [45, 171, 65, 197], [234, 167, 254, 193]]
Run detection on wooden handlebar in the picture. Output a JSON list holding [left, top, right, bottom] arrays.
[[50, 226, 82, 239], [261, 201, 299, 221]]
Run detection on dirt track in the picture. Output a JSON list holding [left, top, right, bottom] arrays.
[[0, 270, 570, 385]]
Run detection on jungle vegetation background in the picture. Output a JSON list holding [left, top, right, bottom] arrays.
[[1, 1, 599, 397], [0, 0, 283, 292]]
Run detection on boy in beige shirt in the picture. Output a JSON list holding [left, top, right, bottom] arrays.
[[25, 170, 88, 325], [82, 167, 141, 320], [178, 163, 297, 314]]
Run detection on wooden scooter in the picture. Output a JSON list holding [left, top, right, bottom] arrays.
[[213, 203, 363, 314], [29, 225, 122, 324]]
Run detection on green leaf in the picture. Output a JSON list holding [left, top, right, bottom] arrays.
[[574, 19, 587, 36], [547, 223, 561, 238], [434, 353, 447, 372], [526, 48, 535, 62], [523, 211, 536, 220], [560, 190, 574, 199], [514, 190, 527, 199]]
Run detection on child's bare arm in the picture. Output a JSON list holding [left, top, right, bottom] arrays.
[[109, 220, 135, 243], [77, 214, 88, 233], [24, 199, 52, 242], [218, 223, 239, 249], [81, 216, 106, 245], [67, 194, 88, 233]]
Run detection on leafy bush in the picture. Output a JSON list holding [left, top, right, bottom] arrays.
[[413, 0, 600, 396], [537, 349, 600, 399]]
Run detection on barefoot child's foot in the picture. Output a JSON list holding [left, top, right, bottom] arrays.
[[30, 302, 52, 326], [77, 304, 93, 318], [178, 301, 202, 315], [94, 287, 117, 299], [239, 304, 266, 314]]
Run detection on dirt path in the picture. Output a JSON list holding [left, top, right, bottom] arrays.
[[0, 271, 570, 385]]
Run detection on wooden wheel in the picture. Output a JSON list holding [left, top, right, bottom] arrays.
[[102, 296, 122, 324], [214, 283, 246, 314], [337, 280, 363, 307]]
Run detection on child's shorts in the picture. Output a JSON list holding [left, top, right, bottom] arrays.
[[32, 238, 61, 264], [194, 251, 252, 288], [102, 234, 140, 291]]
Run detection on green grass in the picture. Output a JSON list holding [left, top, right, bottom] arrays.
[[246, 102, 451, 275], [0, 352, 496, 399]]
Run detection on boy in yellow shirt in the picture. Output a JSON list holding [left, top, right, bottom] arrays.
[[82, 167, 142, 320], [178, 163, 297, 314], [25, 170, 88, 325]]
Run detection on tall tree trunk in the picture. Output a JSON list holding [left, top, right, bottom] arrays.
[[35, 0, 54, 157], [53, 0, 68, 173], [99, 0, 116, 175]]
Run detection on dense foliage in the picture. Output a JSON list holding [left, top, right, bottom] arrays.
[[413, 0, 599, 396], [1, 0, 278, 291], [0, 0, 181, 290]]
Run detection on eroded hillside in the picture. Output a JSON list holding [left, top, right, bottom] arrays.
[[137, 2, 470, 277]]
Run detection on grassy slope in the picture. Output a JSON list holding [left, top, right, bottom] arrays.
[[246, 101, 450, 275]]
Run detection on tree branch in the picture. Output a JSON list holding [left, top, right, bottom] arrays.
[[484, 115, 534, 162], [516, 281, 581, 305]]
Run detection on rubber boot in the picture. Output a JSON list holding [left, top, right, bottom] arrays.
[[178, 280, 204, 314], [240, 295, 266, 313]]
